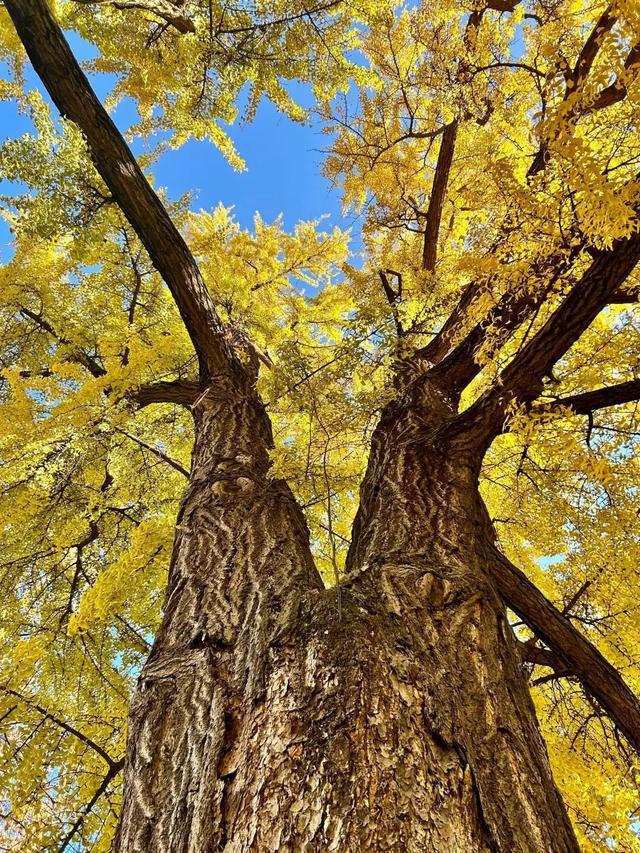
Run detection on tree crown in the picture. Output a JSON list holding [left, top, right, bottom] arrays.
[[1, 1, 640, 849]]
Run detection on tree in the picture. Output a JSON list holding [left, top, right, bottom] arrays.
[[1, 0, 640, 849]]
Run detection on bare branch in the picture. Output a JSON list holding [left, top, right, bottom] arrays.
[[422, 120, 458, 273], [5, 0, 234, 377], [416, 240, 582, 383], [543, 379, 640, 416], [114, 427, 190, 477], [518, 639, 568, 675], [414, 278, 484, 367], [484, 543, 640, 754], [125, 379, 200, 408]]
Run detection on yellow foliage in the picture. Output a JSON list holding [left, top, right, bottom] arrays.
[[1, 0, 640, 849]]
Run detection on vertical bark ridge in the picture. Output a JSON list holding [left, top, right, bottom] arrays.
[[340, 378, 579, 852], [115, 370, 324, 851], [113, 369, 581, 851], [116, 375, 580, 851]]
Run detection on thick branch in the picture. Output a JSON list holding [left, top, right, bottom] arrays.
[[429, 284, 542, 392], [528, 9, 640, 177], [609, 279, 640, 303], [518, 639, 568, 675], [5, 0, 232, 377], [126, 379, 200, 408], [498, 238, 640, 399], [72, 0, 195, 33], [570, 4, 617, 87], [453, 234, 640, 444], [415, 278, 484, 367], [485, 544, 640, 753], [422, 120, 458, 273], [545, 379, 640, 415], [584, 43, 640, 115], [417, 241, 580, 385], [467, 0, 521, 32]]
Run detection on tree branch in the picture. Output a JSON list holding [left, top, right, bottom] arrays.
[[214, 0, 343, 35], [378, 269, 404, 339], [19, 306, 106, 378], [466, 0, 521, 33], [5, 0, 233, 377], [426, 247, 575, 392], [56, 759, 124, 853], [499, 238, 640, 397], [570, 4, 617, 87], [414, 278, 484, 367], [2, 687, 119, 769], [527, 7, 639, 176], [114, 427, 190, 477], [125, 378, 200, 408], [422, 120, 458, 273], [72, 0, 195, 34], [17, 303, 202, 411], [583, 42, 640, 115], [518, 639, 568, 675], [544, 379, 640, 416], [484, 543, 640, 753], [452, 234, 640, 445], [609, 279, 640, 303]]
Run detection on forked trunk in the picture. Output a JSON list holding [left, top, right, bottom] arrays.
[[115, 373, 578, 852]]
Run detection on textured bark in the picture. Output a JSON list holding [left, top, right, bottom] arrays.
[[115, 370, 579, 852]]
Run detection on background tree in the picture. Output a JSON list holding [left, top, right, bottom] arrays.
[[1, 0, 640, 850]]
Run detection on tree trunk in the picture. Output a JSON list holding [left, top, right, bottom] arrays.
[[115, 374, 579, 852]]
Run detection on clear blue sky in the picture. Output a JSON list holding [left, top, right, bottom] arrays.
[[0, 32, 361, 261]]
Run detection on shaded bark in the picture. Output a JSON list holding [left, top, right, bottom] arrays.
[[115, 372, 579, 852]]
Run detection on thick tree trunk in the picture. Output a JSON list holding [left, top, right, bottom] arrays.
[[115, 374, 578, 852]]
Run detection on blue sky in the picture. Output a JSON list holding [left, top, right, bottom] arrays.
[[0, 31, 361, 261]]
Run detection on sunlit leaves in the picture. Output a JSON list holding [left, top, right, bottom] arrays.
[[2, 0, 640, 849]]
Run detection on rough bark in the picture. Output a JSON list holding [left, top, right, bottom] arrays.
[[115, 371, 579, 852]]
